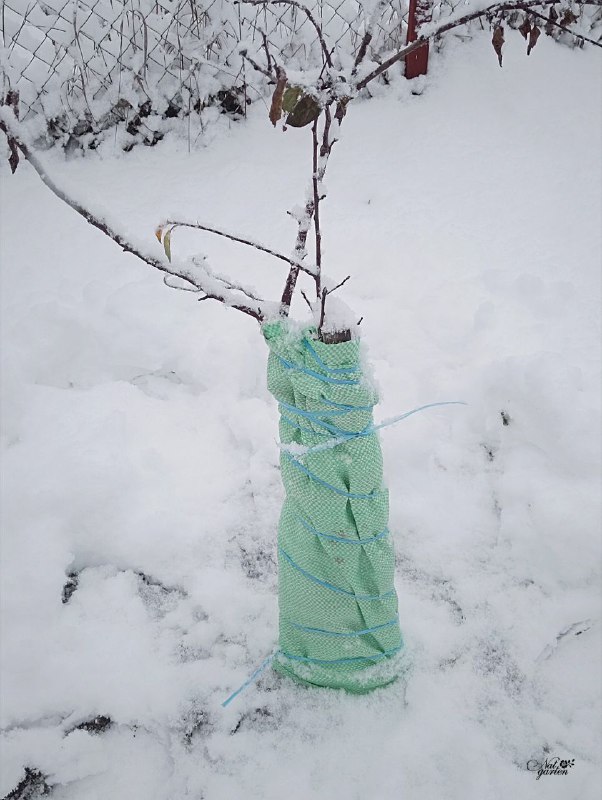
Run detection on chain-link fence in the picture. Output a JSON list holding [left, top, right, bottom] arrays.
[[1, 0, 417, 148], [3, 1, 599, 150]]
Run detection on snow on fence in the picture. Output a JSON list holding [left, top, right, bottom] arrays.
[[0, 0, 433, 149], [2, 2, 600, 150]]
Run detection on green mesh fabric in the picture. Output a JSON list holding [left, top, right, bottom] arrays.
[[263, 321, 404, 693]]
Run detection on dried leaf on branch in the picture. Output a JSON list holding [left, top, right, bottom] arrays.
[[546, 4, 559, 35], [518, 17, 532, 40], [163, 227, 173, 262], [2, 90, 20, 174], [269, 67, 287, 127], [528, 24, 541, 55], [282, 86, 303, 113], [7, 138, 19, 174], [285, 94, 322, 128], [492, 25, 505, 67], [560, 9, 579, 27]]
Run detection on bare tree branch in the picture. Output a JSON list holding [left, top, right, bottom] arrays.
[[300, 289, 314, 310], [356, 0, 602, 90], [318, 286, 327, 333], [279, 105, 335, 315], [280, 266, 302, 314], [279, 100, 340, 317], [319, 102, 335, 158], [163, 274, 201, 292], [261, 31, 274, 75], [240, 49, 274, 80], [198, 260, 265, 301], [160, 219, 316, 277], [316, 275, 351, 339], [240, 0, 334, 69], [311, 118, 323, 297], [325, 274, 351, 295], [353, 0, 389, 71], [274, 0, 600, 330], [526, 8, 602, 46], [0, 110, 265, 322], [280, 188, 317, 313]]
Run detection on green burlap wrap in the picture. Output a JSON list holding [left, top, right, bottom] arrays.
[[263, 321, 404, 693]]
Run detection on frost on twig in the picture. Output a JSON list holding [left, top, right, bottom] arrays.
[[156, 218, 317, 277], [279, 110, 338, 320], [241, 0, 334, 70], [0, 108, 284, 322], [355, 1, 602, 89], [269, 0, 600, 335]]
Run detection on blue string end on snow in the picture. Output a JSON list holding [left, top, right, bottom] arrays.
[[221, 651, 278, 708]]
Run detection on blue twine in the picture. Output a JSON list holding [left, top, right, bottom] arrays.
[[320, 398, 375, 412], [279, 645, 402, 665], [279, 404, 356, 439], [278, 399, 372, 439], [282, 401, 468, 458], [281, 414, 332, 438], [221, 639, 403, 707], [221, 651, 277, 708], [222, 346, 465, 707], [302, 338, 360, 375], [287, 616, 399, 638], [371, 401, 467, 434], [297, 515, 389, 545], [277, 355, 360, 386], [288, 405, 366, 419], [279, 547, 395, 601], [282, 452, 381, 500], [278, 395, 466, 458]]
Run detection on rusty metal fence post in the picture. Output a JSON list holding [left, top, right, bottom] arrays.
[[405, 0, 431, 79]]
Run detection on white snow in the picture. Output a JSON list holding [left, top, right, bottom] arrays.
[[1, 31, 600, 800]]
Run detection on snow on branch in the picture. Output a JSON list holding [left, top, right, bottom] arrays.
[[262, 0, 601, 335], [155, 219, 317, 277], [355, 0, 602, 90], [240, 0, 334, 69], [353, 0, 390, 73], [0, 107, 290, 323]]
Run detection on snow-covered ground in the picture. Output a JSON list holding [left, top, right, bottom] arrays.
[[1, 30, 600, 800]]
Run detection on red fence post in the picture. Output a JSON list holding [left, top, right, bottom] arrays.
[[405, 0, 431, 79]]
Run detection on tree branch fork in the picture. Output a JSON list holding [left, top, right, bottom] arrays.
[[1, 1, 599, 332], [0, 108, 314, 324]]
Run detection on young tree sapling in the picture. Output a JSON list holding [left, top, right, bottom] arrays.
[[2, 0, 599, 694]]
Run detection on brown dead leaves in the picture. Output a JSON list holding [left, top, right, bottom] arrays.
[[269, 67, 288, 127], [492, 25, 505, 67]]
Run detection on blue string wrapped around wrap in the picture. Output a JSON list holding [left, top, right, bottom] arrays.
[[263, 321, 404, 692]]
